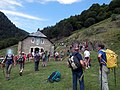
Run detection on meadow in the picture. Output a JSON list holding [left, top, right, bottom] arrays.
[[0, 51, 120, 90]]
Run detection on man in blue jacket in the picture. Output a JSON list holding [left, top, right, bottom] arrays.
[[69, 43, 85, 90], [97, 44, 110, 90]]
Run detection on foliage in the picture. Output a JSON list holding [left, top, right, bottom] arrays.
[[113, 8, 120, 14], [0, 11, 28, 49], [84, 18, 96, 27], [41, 0, 120, 40]]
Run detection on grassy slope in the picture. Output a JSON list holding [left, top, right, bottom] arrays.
[[0, 55, 120, 90], [65, 16, 120, 54]]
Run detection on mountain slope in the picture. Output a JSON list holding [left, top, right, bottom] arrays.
[[42, 0, 120, 40], [60, 14, 120, 54], [0, 11, 29, 49]]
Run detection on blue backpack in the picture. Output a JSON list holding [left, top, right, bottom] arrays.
[[48, 71, 61, 83]]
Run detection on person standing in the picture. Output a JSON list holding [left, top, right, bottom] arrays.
[[18, 52, 25, 76], [97, 44, 110, 90], [84, 47, 91, 69], [34, 51, 40, 71], [1, 49, 14, 80], [69, 43, 85, 90], [42, 51, 48, 67]]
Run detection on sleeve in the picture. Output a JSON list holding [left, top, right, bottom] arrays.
[[98, 50, 103, 55], [77, 53, 83, 61]]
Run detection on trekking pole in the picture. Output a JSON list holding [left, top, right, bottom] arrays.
[[114, 67, 116, 86], [100, 65, 102, 90]]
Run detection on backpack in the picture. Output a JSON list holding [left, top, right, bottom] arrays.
[[34, 53, 40, 61], [48, 71, 61, 83], [102, 49, 118, 68], [68, 53, 81, 70], [18, 56, 24, 63]]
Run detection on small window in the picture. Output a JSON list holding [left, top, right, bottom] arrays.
[[36, 38, 40, 45], [41, 39, 44, 44], [31, 38, 35, 43]]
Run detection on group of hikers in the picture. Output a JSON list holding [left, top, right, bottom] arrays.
[[0, 42, 117, 90], [0, 49, 50, 80], [67, 42, 118, 90]]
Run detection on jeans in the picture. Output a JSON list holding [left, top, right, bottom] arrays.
[[6, 64, 12, 74], [34, 60, 39, 71], [19, 63, 24, 72], [72, 71, 84, 90]]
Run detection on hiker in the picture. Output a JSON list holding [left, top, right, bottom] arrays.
[[27, 53, 31, 62], [48, 51, 50, 61], [60, 51, 64, 61], [14, 55, 19, 65], [1, 49, 14, 80], [34, 51, 40, 71], [84, 47, 91, 69], [68, 43, 85, 90], [42, 51, 49, 67], [97, 44, 110, 90], [54, 51, 59, 61], [18, 52, 26, 76]]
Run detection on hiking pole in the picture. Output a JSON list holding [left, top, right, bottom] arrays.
[[114, 67, 116, 86], [100, 64, 102, 90]]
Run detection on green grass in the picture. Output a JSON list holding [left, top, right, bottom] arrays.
[[0, 52, 120, 90]]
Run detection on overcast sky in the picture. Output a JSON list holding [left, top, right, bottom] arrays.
[[0, 0, 111, 33]]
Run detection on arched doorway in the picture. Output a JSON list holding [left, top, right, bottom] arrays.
[[35, 48, 39, 53]]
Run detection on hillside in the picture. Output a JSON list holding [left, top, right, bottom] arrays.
[[59, 14, 120, 54], [42, 0, 120, 40], [0, 11, 29, 49]]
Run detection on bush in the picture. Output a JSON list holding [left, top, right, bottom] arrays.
[[113, 8, 120, 14], [84, 18, 96, 27]]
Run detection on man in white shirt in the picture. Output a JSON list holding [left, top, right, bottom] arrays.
[[84, 47, 91, 69]]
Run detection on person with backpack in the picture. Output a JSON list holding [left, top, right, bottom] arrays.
[[97, 44, 110, 90], [34, 51, 40, 71], [1, 49, 14, 80], [18, 52, 25, 76], [68, 43, 85, 90]]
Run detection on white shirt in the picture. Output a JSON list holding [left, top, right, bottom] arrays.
[[84, 50, 90, 57]]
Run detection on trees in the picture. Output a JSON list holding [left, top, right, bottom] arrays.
[[41, 0, 119, 40], [84, 18, 96, 27], [109, 0, 120, 11]]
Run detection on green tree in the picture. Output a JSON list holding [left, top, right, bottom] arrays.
[[109, 0, 120, 11], [84, 18, 96, 27]]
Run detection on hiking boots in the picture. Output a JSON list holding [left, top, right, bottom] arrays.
[[19, 72, 22, 76], [6, 77, 10, 80]]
